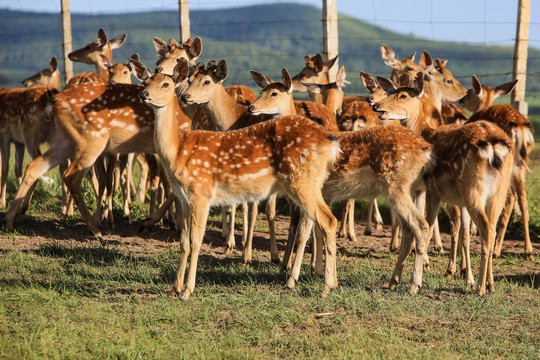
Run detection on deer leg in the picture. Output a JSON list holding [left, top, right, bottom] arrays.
[[221, 205, 230, 239], [346, 200, 357, 241], [224, 205, 236, 255], [14, 143, 25, 185], [494, 190, 515, 258], [242, 201, 258, 264], [241, 202, 249, 248], [0, 139, 11, 208], [265, 192, 280, 263], [445, 205, 461, 276], [120, 153, 133, 223], [469, 208, 492, 296], [6, 144, 72, 230], [282, 204, 300, 272], [286, 212, 314, 288], [171, 200, 190, 298], [372, 198, 384, 231], [513, 172, 532, 260], [338, 200, 349, 239], [179, 199, 210, 300], [141, 195, 175, 231], [365, 198, 374, 235], [135, 153, 149, 203], [60, 160, 74, 216], [389, 208, 401, 252], [459, 208, 475, 289]]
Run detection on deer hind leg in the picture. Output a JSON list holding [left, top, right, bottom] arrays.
[[445, 205, 461, 276], [135, 153, 149, 203], [365, 198, 374, 235], [0, 139, 11, 208], [469, 207, 493, 296], [494, 190, 515, 258], [5, 143, 72, 229], [242, 201, 258, 264], [372, 198, 384, 231], [179, 198, 210, 300], [513, 171, 532, 260], [389, 208, 401, 252], [265, 192, 280, 263], [287, 211, 315, 288], [388, 188, 430, 294], [60, 160, 74, 216], [338, 200, 349, 238], [14, 143, 25, 185], [282, 204, 300, 273], [223, 205, 236, 255], [459, 208, 475, 288], [346, 200, 357, 241], [119, 153, 133, 223]]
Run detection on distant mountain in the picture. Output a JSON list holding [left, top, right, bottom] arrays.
[[1, 3, 539, 97]]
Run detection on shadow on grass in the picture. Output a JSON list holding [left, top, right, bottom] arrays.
[[495, 273, 539, 289]]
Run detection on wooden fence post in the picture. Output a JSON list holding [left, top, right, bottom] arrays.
[[512, 0, 530, 116], [61, 0, 73, 84], [322, 0, 339, 82], [178, 0, 191, 43]]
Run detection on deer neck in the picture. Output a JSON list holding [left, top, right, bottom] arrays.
[[324, 88, 342, 114], [422, 80, 443, 112], [152, 96, 187, 164], [95, 46, 113, 81], [406, 100, 434, 137], [205, 85, 248, 130]]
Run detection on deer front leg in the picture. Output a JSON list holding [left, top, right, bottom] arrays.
[[0, 139, 11, 208], [242, 201, 258, 264], [224, 205, 236, 255], [338, 201, 349, 238], [372, 198, 384, 231], [389, 208, 401, 252], [180, 199, 209, 300], [445, 205, 461, 276], [281, 205, 300, 273], [346, 200, 357, 241], [171, 202, 190, 298], [265, 192, 280, 263], [287, 212, 314, 288]]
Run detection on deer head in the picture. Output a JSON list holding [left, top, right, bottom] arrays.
[[180, 60, 228, 105], [302, 65, 347, 115], [97, 53, 140, 84], [248, 68, 294, 117], [22, 57, 60, 90], [459, 75, 518, 113], [154, 37, 202, 75], [138, 60, 190, 108], [420, 51, 467, 102], [361, 72, 390, 105], [291, 54, 338, 92], [68, 28, 126, 67], [380, 44, 422, 83]]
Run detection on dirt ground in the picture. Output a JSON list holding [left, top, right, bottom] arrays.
[[1, 210, 538, 266]]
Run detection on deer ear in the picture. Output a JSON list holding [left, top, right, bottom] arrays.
[[129, 53, 140, 62], [109, 34, 127, 50], [313, 54, 324, 72], [129, 59, 153, 81], [322, 55, 338, 72], [436, 58, 448, 69], [471, 75, 483, 96], [360, 72, 378, 93], [282, 68, 293, 93], [414, 72, 424, 98], [336, 65, 347, 88], [406, 51, 416, 62], [215, 60, 228, 82], [97, 28, 108, 47], [494, 79, 518, 98], [49, 56, 58, 72], [173, 59, 190, 85], [250, 70, 273, 89], [398, 73, 410, 87], [420, 50, 434, 71], [189, 37, 203, 59], [97, 54, 112, 71], [302, 83, 322, 94], [376, 76, 397, 93], [153, 37, 170, 56], [169, 38, 182, 48], [381, 44, 398, 67]]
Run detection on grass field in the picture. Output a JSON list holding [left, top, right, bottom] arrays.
[[0, 142, 538, 359]]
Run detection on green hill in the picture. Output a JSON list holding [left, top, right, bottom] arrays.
[[1, 2, 539, 99]]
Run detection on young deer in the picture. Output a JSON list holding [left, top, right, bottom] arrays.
[[153, 37, 202, 74], [22, 57, 60, 90], [380, 44, 421, 83], [138, 60, 340, 299], [249, 69, 434, 294], [97, 53, 140, 85], [375, 72, 514, 295], [460, 75, 534, 260], [0, 86, 58, 208], [4, 78, 192, 236], [291, 53, 338, 102]]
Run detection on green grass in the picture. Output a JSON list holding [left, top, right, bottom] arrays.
[[0, 242, 538, 359]]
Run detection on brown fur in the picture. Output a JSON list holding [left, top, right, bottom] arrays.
[[22, 57, 60, 90]]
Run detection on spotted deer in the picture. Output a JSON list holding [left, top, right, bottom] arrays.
[[4, 75, 192, 235], [380, 44, 421, 83], [22, 57, 60, 90], [248, 69, 434, 295], [138, 59, 340, 300], [97, 53, 140, 85], [460, 75, 534, 260], [179, 60, 276, 263], [375, 72, 514, 295], [291, 53, 338, 102], [0, 85, 58, 209]]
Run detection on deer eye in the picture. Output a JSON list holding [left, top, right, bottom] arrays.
[[203, 79, 211, 85], [447, 79, 453, 85], [85, 45, 91, 50], [407, 67, 414, 71], [123, 70, 128, 74], [271, 92, 278, 97], [162, 82, 169, 89], [399, 94, 408, 99]]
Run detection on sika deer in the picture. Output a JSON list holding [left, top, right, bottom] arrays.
[[22, 57, 60, 90], [139, 59, 340, 299], [4, 77, 192, 235], [291, 54, 338, 102], [249, 69, 434, 295], [375, 72, 514, 295], [460, 75, 534, 260]]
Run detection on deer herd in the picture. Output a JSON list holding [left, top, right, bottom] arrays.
[[0, 28, 535, 299]]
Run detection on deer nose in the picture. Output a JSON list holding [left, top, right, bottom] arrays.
[[181, 94, 190, 103], [248, 105, 255, 113], [372, 103, 380, 111], [139, 91, 149, 100]]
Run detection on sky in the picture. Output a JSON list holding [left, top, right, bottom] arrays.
[[2, 0, 540, 48]]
